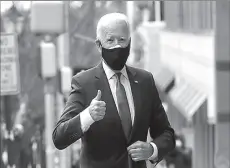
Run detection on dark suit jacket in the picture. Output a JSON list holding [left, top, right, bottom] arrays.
[[52, 63, 175, 168]]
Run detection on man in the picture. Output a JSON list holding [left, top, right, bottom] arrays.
[[53, 13, 175, 168]]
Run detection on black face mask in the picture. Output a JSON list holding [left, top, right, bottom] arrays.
[[100, 40, 131, 71]]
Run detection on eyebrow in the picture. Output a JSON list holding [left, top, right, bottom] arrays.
[[106, 35, 127, 39]]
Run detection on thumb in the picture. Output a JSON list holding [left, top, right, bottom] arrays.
[[94, 90, 101, 101]]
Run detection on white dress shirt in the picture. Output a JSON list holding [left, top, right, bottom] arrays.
[[79, 61, 158, 161]]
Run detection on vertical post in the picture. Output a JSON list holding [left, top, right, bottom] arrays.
[[30, 2, 65, 168], [4, 96, 12, 137], [3, 96, 11, 167], [214, 1, 230, 168], [193, 101, 215, 168], [3, 95, 17, 168], [40, 36, 57, 168], [44, 79, 56, 168], [0, 98, 3, 168], [126, 1, 134, 33], [57, 1, 69, 68], [56, 2, 71, 168], [126, 1, 135, 66], [155, 1, 161, 22]]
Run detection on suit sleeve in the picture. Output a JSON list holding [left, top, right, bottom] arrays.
[[148, 72, 175, 163], [52, 76, 86, 150]]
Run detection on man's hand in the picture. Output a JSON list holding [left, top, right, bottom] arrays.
[[89, 90, 106, 121], [127, 141, 154, 162]]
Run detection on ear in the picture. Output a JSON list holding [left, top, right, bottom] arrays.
[[95, 39, 102, 53]]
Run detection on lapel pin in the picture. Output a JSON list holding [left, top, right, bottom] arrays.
[[134, 80, 138, 84]]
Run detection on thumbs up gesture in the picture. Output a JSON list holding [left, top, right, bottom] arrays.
[[89, 90, 106, 121]]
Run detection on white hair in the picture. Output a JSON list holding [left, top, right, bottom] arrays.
[[96, 13, 130, 40]]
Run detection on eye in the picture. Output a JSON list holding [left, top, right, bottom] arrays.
[[107, 38, 113, 43], [119, 38, 126, 42]]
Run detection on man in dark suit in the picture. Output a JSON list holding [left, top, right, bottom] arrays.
[[53, 13, 175, 168]]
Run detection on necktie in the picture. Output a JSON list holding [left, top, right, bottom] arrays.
[[115, 72, 132, 139]]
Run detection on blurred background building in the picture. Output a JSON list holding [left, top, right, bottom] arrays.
[[1, 1, 230, 168], [131, 1, 230, 168]]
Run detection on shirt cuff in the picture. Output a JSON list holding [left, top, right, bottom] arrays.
[[148, 142, 158, 161], [80, 107, 95, 132]]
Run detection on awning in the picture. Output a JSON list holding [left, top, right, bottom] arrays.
[[169, 81, 207, 121], [154, 67, 175, 93]]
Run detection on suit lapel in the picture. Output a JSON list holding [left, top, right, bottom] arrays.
[[126, 66, 142, 143]]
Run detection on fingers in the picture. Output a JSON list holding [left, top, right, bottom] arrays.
[[129, 148, 142, 154], [94, 101, 106, 107], [127, 141, 144, 160], [129, 149, 144, 162], [127, 141, 145, 151], [128, 148, 142, 158], [130, 152, 141, 158], [91, 104, 106, 111], [89, 105, 106, 121], [93, 106, 106, 114], [131, 157, 142, 162], [127, 141, 152, 162], [130, 154, 143, 161]]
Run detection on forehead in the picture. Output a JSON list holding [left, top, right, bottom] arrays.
[[99, 19, 130, 39]]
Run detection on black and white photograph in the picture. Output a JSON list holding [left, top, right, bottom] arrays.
[[0, 1, 230, 168]]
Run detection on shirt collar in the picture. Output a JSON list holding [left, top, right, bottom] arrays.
[[102, 61, 128, 80]]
